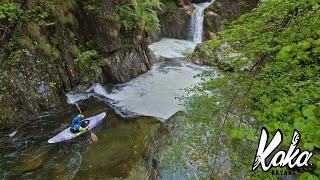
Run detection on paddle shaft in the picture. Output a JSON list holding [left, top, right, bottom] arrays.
[[75, 103, 82, 114]]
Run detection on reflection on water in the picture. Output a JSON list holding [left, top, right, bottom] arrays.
[[0, 99, 161, 179]]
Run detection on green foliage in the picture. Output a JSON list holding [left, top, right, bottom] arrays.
[[117, 0, 160, 32], [0, 2, 22, 25], [163, 0, 176, 23], [85, 4, 102, 13], [168, 0, 320, 179], [49, 82, 56, 88], [239, 0, 247, 8], [1, 0, 79, 70], [74, 50, 100, 83], [75, 50, 98, 69]]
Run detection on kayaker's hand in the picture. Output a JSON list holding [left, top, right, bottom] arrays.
[[80, 114, 84, 118]]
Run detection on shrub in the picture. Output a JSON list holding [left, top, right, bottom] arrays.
[[117, 0, 160, 32]]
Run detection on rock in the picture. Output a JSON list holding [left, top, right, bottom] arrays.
[[161, 111, 187, 136], [191, 41, 251, 71], [13, 146, 50, 174], [180, 0, 190, 6], [77, 1, 122, 54], [191, 0, 211, 4], [101, 40, 155, 83], [205, 10, 225, 34], [184, 4, 195, 16], [190, 0, 258, 69], [208, 31, 217, 39], [149, 1, 193, 42], [0, 0, 157, 125], [204, 0, 259, 40]]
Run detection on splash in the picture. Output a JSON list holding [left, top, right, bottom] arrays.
[[67, 58, 212, 120]]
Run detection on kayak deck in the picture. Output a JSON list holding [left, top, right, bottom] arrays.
[[48, 112, 106, 143]]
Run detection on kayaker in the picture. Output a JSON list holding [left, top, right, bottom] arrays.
[[70, 114, 88, 133]]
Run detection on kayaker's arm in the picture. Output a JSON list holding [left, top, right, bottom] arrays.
[[77, 114, 84, 118]]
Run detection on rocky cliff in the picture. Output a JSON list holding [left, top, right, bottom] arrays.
[[204, 0, 259, 40], [148, 0, 194, 42], [189, 0, 259, 69], [0, 0, 156, 125]]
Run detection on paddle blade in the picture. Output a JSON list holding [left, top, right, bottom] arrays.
[[91, 132, 98, 142]]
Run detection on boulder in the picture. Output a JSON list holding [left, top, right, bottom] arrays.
[[101, 40, 156, 83], [191, 41, 251, 71]]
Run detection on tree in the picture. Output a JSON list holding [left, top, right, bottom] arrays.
[[164, 0, 320, 178]]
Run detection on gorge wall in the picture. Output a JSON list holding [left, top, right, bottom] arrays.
[[148, 0, 194, 42], [204, 0, 259, 40], [0, 0, 256, 125], [0, 0, 156, 125]]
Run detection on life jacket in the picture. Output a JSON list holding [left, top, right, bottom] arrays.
[[71, 124, 81, 130], [70, 124, 82, 133], [72, 116, 80, 124]]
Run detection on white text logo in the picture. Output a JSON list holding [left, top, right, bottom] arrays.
[[252, 128, 314, 172]]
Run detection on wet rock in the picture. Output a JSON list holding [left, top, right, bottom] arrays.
[[101, 40, 156, 83], [149, 1, 193, 42], [204, 10, 225, 37], [13, 146, 50, 174], [191, 0, 211, 4], [161, 111, 187, 136], [36, 82, 50, 94], [180, 0, 191, 6]]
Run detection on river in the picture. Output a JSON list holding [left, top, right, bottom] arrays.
[[0, 1, 215, 179]]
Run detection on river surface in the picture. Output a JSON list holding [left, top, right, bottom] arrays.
[[0, 99, 160, 179], [0, 0, 217, 178], [66, 38, 213, 121], [0, 36, 215, 179]]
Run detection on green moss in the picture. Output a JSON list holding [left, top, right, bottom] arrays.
[[85, 4, 102, 13], [70, 45, 80, 58], [239, 0, 247, 8], [206, 3, 221, 15], [109, 29, 118, 38], [57, 12, 75, 25], [51, 47, 61, 60], [74, 50, 102, 83], [27, 22, 41, 41], [102, 14, 120, 22], [116, 0, 160, 32], [17, 36, 35, 51], [164, 1, 176, 23], [0, 106, 14, 123]]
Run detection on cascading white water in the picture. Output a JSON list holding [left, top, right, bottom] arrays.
[[66, 1, 216, 121], [188, 0, 214, 44], [67, 39, 214, 120]]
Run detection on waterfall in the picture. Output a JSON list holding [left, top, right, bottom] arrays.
[[188, 0, 214, 44]]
